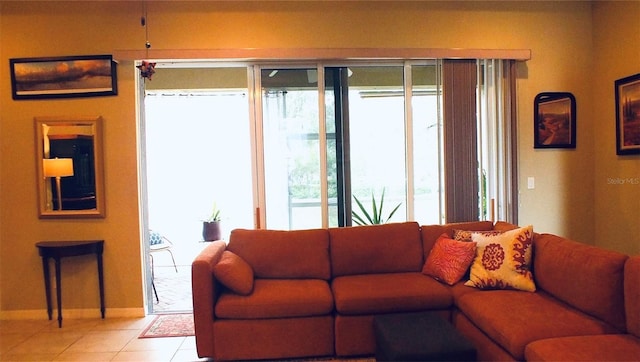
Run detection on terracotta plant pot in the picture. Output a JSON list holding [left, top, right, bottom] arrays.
[[202, 221, 221, 241]]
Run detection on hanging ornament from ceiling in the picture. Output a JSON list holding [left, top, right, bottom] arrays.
[[137, 60, 156, 80], [137, 1, 156, 80]]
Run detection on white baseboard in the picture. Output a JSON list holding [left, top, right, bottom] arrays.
[[0, 308, 145, 320]]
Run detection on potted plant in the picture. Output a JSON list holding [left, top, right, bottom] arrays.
[[202, 203, 222, 241], [352, 188, 402, 225]]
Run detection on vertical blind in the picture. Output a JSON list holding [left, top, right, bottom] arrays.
[[443, 60, 479, 222], [443, 59, 518, 223]]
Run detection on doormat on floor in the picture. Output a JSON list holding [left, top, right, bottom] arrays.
[[139, 313, 194, 338]]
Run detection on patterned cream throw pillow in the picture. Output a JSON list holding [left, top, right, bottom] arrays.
[[465, 225, 536, 292]]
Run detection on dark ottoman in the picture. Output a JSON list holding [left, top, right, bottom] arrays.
[[373, 312, 476, 361]]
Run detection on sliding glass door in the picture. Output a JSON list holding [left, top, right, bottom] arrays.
[[410, 63, 443, 224], [346, 66, 407, 224], [259, 68, 326, 229], [143, 68, 255, 243], [140, 60, 515, 313], [256, 63, 443, 229], [142, 60, 508, 235]]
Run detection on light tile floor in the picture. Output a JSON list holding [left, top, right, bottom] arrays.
[[0, 242, 212, 361], [0, 316, 209, 361]]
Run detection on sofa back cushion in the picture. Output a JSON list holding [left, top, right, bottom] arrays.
[[420, 221, 494, 262], [227, 228, 331, 280], [625, 255, 640, 337], [329, 222, 422, 277], [534, 233, 628, 331]]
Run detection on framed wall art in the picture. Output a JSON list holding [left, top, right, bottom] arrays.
[[10, 54, 117, 100], [615, 73, 640, 155], [534, 92, 576, 149]]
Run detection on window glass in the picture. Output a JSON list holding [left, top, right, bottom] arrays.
[[412, 63, 443, 224], [348, 66, 407, 224], [261, 69, 322, 229]]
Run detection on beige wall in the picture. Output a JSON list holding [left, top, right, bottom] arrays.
[[592, 2, 640, 254], [0, 1, 638, 316]]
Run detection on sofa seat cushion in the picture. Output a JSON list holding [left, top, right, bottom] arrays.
[[332, 272, 452, 315], [450, 282, 481, 305], [524, 334, 640, 361], [215, 279, 333, 319], [457, 290, 620, 360]]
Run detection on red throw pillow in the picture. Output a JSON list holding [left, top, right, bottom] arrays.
[[213, 250, 254, 295], [422, 234, 477, 285]]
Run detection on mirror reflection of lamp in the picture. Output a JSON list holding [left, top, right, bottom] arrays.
[[43, 158, 74, 211]]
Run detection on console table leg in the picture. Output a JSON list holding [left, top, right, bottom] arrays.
[[41, 257, 53, 321], [97, 253, 105, 319], [54, 257, 62, 328]]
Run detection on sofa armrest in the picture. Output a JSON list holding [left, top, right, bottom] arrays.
[[191, 240, 226, 358]]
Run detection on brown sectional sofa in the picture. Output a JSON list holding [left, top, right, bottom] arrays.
[[191, 221, 640, 361]]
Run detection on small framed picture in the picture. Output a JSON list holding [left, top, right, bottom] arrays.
[[534, 92, 576, 149], [614, 73, 640, 155], [10, 55, 117, 100]]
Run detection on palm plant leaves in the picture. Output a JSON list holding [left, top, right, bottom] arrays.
[[352, 188, 402, 225]]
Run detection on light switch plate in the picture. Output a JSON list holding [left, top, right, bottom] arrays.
[[527, 177, 535, 189]]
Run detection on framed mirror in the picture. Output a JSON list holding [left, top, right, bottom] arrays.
[[35, 116, 105, 218]]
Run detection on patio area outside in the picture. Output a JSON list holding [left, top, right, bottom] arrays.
[[150, 239, 212, 313]]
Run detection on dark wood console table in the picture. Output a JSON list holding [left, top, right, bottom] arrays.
[[36, 240, 105, 327]]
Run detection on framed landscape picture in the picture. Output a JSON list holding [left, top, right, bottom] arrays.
[[534, 92, 576, 149], [615, 73, 640, 155], [10, 55, 117, 100]]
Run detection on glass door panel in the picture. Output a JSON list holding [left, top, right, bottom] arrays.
[[261, 68, 323, 229], [144, 89, 254, 242], [143, 66, 253, 313], [258, 64, 441, 229], [347, 66, 407, 224], [411, 63, 443, 224]]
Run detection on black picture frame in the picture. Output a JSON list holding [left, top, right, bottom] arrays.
[[10, 55, 117, 100], [534, 92, 576, 149], [614, 73, 640, 155]]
